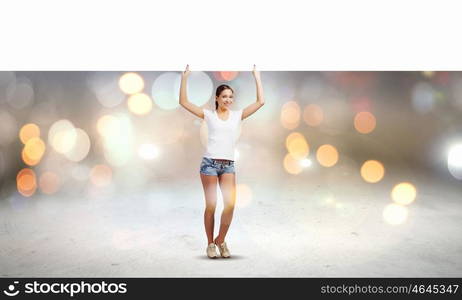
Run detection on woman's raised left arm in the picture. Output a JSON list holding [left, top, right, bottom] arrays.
[[242, 64, 265, 120]]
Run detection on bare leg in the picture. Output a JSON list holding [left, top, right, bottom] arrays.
[[200, 174, 218, 244], [214, 173, 236, 245]]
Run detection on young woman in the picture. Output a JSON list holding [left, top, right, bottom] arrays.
[[179, 64, 265, 258]]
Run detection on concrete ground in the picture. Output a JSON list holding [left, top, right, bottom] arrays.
[[1, 164, 461, 277]]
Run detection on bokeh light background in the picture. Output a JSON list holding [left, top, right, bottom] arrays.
[[1, 71, 462, 276]]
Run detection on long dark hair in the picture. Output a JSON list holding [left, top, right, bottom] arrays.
[[215, 84, 234, 110]]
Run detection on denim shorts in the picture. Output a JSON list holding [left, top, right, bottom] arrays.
[[199, 157, 235, 176]]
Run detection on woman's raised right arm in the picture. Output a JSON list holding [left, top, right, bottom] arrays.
[[179, 64, 204, 119]]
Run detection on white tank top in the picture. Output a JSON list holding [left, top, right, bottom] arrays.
[[203, 109, 243, 161]]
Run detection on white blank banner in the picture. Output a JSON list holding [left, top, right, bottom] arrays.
[[0, 0, 461, 70]]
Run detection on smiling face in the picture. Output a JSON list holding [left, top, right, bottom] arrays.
[[216, 88, 234, 110]]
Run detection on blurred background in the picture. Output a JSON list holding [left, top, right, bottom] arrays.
[[1, 71, 461, 277], [1, 71, 462, 203]]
